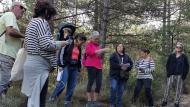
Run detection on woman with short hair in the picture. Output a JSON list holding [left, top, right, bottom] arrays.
[[21, 1, 68, 107]]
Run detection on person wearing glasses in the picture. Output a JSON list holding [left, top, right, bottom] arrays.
[[0, 1, 26, 98], [161, 42, 189, 107]]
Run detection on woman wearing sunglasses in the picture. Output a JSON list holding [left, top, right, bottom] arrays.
[[161, 42, 189, 107]]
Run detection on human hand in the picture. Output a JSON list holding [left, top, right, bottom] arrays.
[[60, 41, 68, 47], [121, 64, 128, 71], [139, 68, 145, 73], [103, 48, 110, 53]]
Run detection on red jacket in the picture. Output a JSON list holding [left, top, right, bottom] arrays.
[[83, 41, 103, 70]]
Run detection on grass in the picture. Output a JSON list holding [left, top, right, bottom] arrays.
[[1, 53, 190, 107]]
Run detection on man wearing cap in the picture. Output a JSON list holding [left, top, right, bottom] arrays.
[[161, 42, 189, 107], [0, 1, 26, 97]]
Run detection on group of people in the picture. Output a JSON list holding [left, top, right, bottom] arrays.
[[0, 1, 189, 107]]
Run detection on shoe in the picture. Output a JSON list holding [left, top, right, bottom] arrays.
[[93, 101, 101, 107], [48, 96, 56, 102], [86, 101, 93, 107], [0, 91, 6, 100], [64, 101, 72, 107], [161, 101, 167, 106], [109, 104, 115, 107], [174, 103, 179, 107], [131, 97, 136, 104]]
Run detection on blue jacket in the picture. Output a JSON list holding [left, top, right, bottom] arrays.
[[109, 52, 133, 80]]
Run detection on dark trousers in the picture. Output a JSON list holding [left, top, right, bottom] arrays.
[[87, 67, 102, 93], [21, 78, 48, 107], [40, 78, 48, 107], [133, 79, 154, 106]]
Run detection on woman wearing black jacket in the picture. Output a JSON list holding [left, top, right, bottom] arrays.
[[49, 33, 87, 107], [162, 42, 189, 107], [109, 44, 133, 107]]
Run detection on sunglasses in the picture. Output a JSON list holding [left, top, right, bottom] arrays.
[[176, 46, 182, 49], [16, 5, 26, 11]]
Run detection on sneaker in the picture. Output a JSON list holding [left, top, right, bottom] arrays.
[[174, 103, 179, 107], [86, 101, 93, 107], [131, 97, 136, 104], [161, 101, 167, 106], [48, 96, 56, 102], [64, 101, 72, 107], [109, 104, 115, 107], [0, 91, 6, 100], [93, 101, 101, 107]]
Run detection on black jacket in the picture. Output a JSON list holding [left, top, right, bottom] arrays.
[[166, 53, 189, 80], [58, 42, 82, 69], [109, 52, 133, 80]]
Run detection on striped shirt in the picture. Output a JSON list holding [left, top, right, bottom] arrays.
[[25, 18, 62, 68], [135, 57, 155, 79]]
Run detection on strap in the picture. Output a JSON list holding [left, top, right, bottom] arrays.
[[0, 30, 6, 37], [115, 53, 122, 64]]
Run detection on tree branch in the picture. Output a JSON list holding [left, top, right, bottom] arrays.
[[53, 11, 94, 21]]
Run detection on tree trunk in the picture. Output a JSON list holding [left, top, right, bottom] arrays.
[[93, 0, 99, 30], [167, 0, 171, 53], [100, 0, 109, 48], [162, 0, 167, 55]]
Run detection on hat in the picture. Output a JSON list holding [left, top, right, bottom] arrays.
[[58, 22, 76, 35], [91, 31, 100, 38], [12, 2, 27, 10]]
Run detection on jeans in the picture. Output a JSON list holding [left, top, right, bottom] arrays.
[[133, 79, 154, 106], [86, 67, 102, 93], [110, 78, 126, 107], [0, 53, 14, 95], [51, 66, 79, 101], [162, 75, 183, 104]]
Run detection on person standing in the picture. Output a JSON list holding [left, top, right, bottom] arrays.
[[49, 34, 87, 107], [84, 31, 109, 107], [161, 42, 189, 107], [132, 49, 155, 107], [0, 1, 26, 97], [109, 44, 133, 107], [21, 1, 68, 107]]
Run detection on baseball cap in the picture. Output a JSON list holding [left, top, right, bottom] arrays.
[[12, 2, 27, 10]]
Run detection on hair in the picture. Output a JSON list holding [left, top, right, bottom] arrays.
[[74, 33, 87, 41], [141, 48, 150, 54], [63, 28, 72, 34], [115, 44, 125, 54], [90, 31, 100, 38], [33, 1, 57, 20]]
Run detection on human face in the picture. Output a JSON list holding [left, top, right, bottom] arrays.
[[91, 36, 100, 44], [117, 44, 124, 53], [140, 51, 147, 58], [175, 46, 182, 53], [74, 39, 86, 47], [14, 5, 26, 19]]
